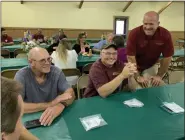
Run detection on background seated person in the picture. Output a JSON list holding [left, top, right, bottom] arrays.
[[84, 44, 138, 98], [47, 29, 67, 53], [32, 28, 45, 44], [15, 47, 75, 127], [23, 30, 32, 44], [73, 32, 90, 55], [113, 35, 127, 64], [51, 39, 78, 86], [92, 33, 114, 54], [1, 28, 14, 46]]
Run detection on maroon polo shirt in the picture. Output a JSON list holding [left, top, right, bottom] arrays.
[[126, 25, 174, 72], [1, 35, 13, 43], [32, 34, 44, 41], [84, 59, 128, 98]]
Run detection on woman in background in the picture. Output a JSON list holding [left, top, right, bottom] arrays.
[[51, 39, 78, 86], [23, 30, 32, 43], [113, 35, 127, 64], [73, 33, 90, 54]]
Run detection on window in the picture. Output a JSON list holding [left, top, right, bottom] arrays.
[[113, 16, 129, 39]]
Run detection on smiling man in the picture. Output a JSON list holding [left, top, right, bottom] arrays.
[[84, 44, 138, 98], [14, 47, 75, 127], [126, 11, 174, 88]]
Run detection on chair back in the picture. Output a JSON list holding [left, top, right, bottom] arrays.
[[77, 74, 89, 99], [1, 69, 19, 79], [1, 49, 10, 58]]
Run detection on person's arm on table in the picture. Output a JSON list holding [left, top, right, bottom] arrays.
[[3, 42, 14, 46], [19, 125, 39, 140], [39, 88, 75, 126]]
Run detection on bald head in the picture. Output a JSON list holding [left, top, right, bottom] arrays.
[[144, 11, 159, 22], [28, 47, 49, 60], [142, 11, 160, 36]]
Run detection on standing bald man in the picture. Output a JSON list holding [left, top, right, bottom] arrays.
[[126, 11, 174, 88], [15, 47, 75, 126]]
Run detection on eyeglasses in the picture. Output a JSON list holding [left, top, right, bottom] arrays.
[[102, 52, 117, 56], [32, 57, 52, 65]]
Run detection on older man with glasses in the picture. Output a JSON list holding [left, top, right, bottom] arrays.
[[84, 44, 138, 98], [14, 47, 75, 127]]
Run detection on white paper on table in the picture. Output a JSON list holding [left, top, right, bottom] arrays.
[[82, 117, 101, 130], [123, 98, 144, 107], [163, 102, 184, 113]]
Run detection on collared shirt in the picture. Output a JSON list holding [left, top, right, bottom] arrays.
[[126, 25, 174, 72], [93, 40, 107, 49], [84, 59, 128, 98], [1, 35, 13, 43]]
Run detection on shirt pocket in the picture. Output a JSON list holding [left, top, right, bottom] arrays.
[[136, 41, 148, 55]]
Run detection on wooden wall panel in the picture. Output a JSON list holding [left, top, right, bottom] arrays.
[[3, 27, 184, 47]]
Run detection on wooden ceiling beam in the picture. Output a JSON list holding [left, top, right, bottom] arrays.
[[79, 0, 84, 9], [122, 1, 133, 12], [158, 1, 173, 14]]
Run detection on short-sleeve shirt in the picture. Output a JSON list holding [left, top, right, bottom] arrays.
[[32, 34, 44, 41], [14, 65, 71, 103], [93, 40, 107, 49], [126, 25, 174, 72], [84, 59, 128, 98], [1, 35, 13, 43]]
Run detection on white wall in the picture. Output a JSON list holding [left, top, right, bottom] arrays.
[[2, 1, 184, 31]]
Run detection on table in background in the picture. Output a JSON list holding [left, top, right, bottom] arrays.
[[176, 39, 185, 49], [1, 44, 50, 52], [160, 49, 184, 58], [1, 58, 28, 71], [23, 82, 184, 140], [13, 38, 22, 44], [1, 54, 100, 71], [173, 49, 184, 57], [77, 54, 100, 67]]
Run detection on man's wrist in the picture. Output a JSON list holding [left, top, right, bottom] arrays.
[[60, 102, 67, 108]]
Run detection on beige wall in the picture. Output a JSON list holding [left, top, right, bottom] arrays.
[[2, 1, 184, 31]]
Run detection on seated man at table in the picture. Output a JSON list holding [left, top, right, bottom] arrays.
[[92, 33, 114, 54], [126, 11, 174, 88], [84, 44, 138, 98], [32, 28, 45, 44], [1, 28, 14, 46], [1, 77, 38, 140], [14, 47, 75, 126]]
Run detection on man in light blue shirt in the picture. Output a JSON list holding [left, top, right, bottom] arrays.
[[92, 33, 114, 53]]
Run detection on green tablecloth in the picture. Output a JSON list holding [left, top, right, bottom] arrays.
[[22, 83, 184, 140], [1, 44, 50, 52], [173, 49, 184, 57], [1, 54, 100, 71], [160, 49, 184, 58], [2, 45, 23, 52], [77, 54, 100, 67], [13, 38, 22, 44], [22, 112, 72, 140], [1, 58, 28, 71]]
